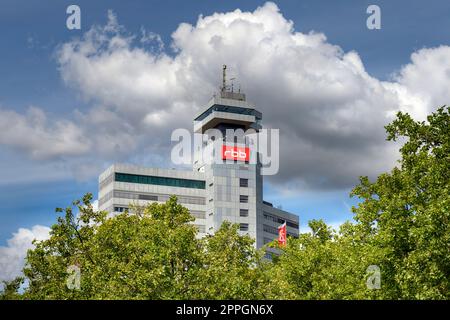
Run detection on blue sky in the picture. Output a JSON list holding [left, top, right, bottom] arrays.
[[1, 0, 450, 246]]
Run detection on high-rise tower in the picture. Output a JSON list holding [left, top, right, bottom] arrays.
[[98, 66, 299, 254], [192, 65, 263, 241]]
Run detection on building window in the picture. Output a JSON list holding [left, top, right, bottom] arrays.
[[240, 209, 249, 217], [240, 178, 248, 187], [240, 223, 249, 232], [114, 172, 205, 189], [194, 104, 262, 122], [240, 195, 248, 203], [263, 224, 298, 238], [286, 221, 299, 229], [263, 212, 299, 229], [113, 191, 205, 205], [264, 237, 274, 244], [114, 206, 127, 213], [263, 224, 278, 235], [99, 174, 114, 190], [190, 211, 206, 219], [138, 194, 158, 201]]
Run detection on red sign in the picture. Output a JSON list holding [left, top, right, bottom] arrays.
[[278, 222, 286, 246], [222, 145, 250, 162]]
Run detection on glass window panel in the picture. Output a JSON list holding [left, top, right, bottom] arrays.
[[115, 173, 205, 189]]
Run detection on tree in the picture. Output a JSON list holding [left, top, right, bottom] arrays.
[[84, 196, 204, 299], [15, 195, 263, 299], [350, 106, 450, 299], [264, 220, 383, 299], [0, 277, 24, 300], [194, 221, 266, 299], [21, 195, 203, 299], [5, 106, 449, 300], [22, 193, 104, 299], [265, 106, 449, 300]]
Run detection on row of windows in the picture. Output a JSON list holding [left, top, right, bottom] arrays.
[[100, 190, 206, 207], [194, 104, 262, 122], [99, 174, 114, 190], [99, 191, 113, 207], [115, 172, 205, 189], [209, 208, 248, 217], [190, 211, 206, 219], [240, 195, 248, 203], [262, 224, 298, 238], [113, 206, 205, 219], [263, 224, 278, 235], [125, 191, 205, 205], [263, 212, 299, 229], [209, 178, 248, 188]]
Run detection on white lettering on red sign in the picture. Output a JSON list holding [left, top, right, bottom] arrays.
[[222, 145, 250, 162]]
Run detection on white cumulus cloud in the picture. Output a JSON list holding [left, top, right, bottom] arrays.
[[0, 2, 449, 191], [0, 106, 90, 160], [0, 225, 51, 284]]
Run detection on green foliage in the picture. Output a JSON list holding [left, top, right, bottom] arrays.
[[264, 220, 384, 299], [85, 196, 203, 299], [350, 106, 450, 299], [194, 221, 266, 299], [16, 195, 265, 299], [0, 277, 24, 300], [21, 195, 204, 299], [265, 106, 449, 300], [4, 106, 449, 300]]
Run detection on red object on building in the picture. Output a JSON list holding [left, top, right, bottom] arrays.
[[278, 222, 287, 246], [221, 145, 250, 162]]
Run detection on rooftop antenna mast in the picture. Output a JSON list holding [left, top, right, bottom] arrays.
[[222, 64, 227, 92], [218, 64, 245, 101], [230, 77, 236, 92]]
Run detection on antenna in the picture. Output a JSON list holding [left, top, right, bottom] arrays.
[[218, 65, 246, 101], [230, 77, 236, 92], [222, 65, 227, 92]]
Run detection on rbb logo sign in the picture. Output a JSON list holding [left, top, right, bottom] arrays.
[[222, 145, 249, 162]]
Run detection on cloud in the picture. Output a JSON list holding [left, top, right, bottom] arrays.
[[0, 225, 50, 284], [0, 106, 90, 160], [0, 2, 449, 191], [391, 45, 450, 119]]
